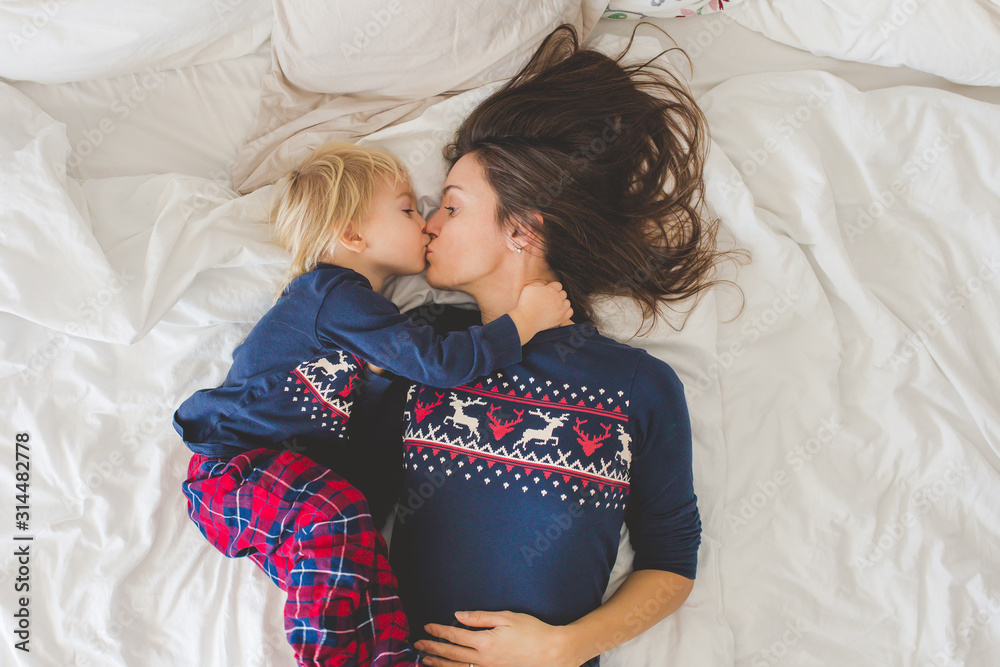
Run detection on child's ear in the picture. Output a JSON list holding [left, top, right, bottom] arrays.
[[338, 225, 367, 254]]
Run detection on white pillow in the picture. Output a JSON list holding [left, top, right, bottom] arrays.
[[0, 0, 272, 84], [275, 0, 605, 98], [725, 0, 1000, 87], [233, 0, 608, 194], [605, 0, 744, 18]]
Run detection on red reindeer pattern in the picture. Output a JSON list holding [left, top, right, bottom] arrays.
[[414, 392, 445, 423], [487, 404, 524, 440], [573, 418, 613, 457], [403, 381, 632, 503], [337, 372, 358, 397]]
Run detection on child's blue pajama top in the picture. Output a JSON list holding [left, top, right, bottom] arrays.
[[172, 264, 522, 459]]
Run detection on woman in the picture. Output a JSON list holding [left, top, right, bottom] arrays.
[[365, 24, 731, 667]]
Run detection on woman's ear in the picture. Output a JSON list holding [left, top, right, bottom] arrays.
[[507, 212, 544, 253]]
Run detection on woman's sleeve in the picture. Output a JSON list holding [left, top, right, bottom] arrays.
[[624, 353, 702, 579], [315, 276, 521, 388]]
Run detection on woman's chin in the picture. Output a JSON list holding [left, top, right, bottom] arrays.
[[424, 265, 451, 290]]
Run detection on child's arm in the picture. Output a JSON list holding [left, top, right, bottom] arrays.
[[365, 282, 566, 376], [315, 275, 572, 388]]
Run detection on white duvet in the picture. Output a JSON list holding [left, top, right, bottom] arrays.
[[2, 49, 999, 667]]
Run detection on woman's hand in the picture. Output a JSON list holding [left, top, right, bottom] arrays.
[[414, 610, 582, 667]]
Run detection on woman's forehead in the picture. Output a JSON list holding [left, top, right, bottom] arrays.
[[443, 153, 485, 196]]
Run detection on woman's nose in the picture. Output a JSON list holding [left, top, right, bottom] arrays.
[[425, 207, 443, 235]]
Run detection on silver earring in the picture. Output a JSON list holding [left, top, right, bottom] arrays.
[[516, 246, 523, 253]]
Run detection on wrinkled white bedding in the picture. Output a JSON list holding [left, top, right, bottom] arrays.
[[726, 0, 1000, 86], [1, 12, 999, 667], [0, 0, 271, 83]]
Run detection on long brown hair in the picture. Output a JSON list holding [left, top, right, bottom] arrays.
[[445, 23, 743, 335]]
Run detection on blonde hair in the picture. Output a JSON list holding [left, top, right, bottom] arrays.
[[269, 141, 410, 301]]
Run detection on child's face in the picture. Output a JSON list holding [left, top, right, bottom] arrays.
[[362, 177, 430, 277]]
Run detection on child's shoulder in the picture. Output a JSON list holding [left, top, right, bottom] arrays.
[[283, 263, 370, 300]]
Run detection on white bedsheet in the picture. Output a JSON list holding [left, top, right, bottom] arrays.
[[1, 13, 999, 667]]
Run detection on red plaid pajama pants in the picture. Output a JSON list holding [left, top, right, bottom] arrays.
[[182, 448, 420, 666]]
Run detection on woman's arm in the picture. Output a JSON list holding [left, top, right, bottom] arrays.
[[417, 569, 693, 667], [560, 568, 693, 663]]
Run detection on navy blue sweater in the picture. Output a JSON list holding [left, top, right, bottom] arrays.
[[172, 264, 521, 463], [363, 305, 701, 666]]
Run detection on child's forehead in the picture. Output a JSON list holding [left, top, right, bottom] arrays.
[[384, 175, 415, 199]]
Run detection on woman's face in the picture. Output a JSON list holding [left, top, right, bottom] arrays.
[[424, 153, 510, 292]]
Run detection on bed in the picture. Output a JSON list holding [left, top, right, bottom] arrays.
[[2, 1, 999, 665]]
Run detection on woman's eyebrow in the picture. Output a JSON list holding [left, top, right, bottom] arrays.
[[441, 184, 464, 196]]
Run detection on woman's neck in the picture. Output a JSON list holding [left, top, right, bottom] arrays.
[[469, 263, 574, 329], [475, 287, 521, 327]]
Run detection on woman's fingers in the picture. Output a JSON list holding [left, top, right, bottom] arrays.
[[455, 609, 512, 627], [420, 656, 472, 667], [412, 637, 479, 665], [422, 623, 488, 648]]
